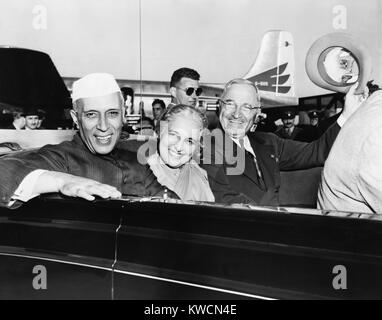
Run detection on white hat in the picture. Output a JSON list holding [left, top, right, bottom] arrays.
[[72, 73, 121, 102]]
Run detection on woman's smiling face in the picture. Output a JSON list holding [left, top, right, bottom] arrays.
[[159, 114, 202, 168]]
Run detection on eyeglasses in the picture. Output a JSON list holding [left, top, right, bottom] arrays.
[[176, 87, 203, 97], [220, 99, 261, 113]]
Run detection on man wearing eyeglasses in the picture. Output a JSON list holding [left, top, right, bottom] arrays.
[[202, 78, 363, 206], [169, 67, 203, 108]]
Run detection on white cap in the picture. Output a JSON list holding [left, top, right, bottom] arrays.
[[71, 73, 120, 102]]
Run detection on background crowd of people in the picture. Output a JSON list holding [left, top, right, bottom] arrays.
[[0, 65, 348, 140]]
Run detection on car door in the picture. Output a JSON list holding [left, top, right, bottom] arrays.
[[112, 200, 382, 299], [0, 195, 121, 299]]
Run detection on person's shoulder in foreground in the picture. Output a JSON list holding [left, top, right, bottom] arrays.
[[318, 85, 382, 214]]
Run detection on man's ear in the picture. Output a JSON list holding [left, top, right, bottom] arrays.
[[169, 86, 176, 99], [70, 109, 79, 129]]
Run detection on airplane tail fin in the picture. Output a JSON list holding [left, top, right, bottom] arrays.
[[243, 30, 298, 107]]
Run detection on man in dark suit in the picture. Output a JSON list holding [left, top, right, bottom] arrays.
[[0, 73, 164, 208], [201, 78, 360, 206]]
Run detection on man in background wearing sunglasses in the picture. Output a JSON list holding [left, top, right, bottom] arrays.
[[169, 67, 203, 108], [202, 79, 364, 206]]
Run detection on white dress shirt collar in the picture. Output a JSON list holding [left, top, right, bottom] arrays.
[[230, 135, 255, 157]]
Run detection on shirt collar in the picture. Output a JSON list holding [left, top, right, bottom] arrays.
[[230, 135, 255, 156], [231, 135, 248, 147]]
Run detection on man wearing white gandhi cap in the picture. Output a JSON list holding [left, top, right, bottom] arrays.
[[70, 73, 125, 155], [0, 73, 165, 208]]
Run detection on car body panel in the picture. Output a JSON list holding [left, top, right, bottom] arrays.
[[0, 254, 113, 300], [1, 195, 382, 299]]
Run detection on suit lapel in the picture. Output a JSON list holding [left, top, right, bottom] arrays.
[[214, 129, 276, 188], [247, 133, 277, 188], [241, 149, 260, 185], [221, 131, 263, 185]]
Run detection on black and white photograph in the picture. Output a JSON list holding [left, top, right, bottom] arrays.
[[0, 0, 381, 305]]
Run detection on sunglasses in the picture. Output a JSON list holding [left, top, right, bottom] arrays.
[[176, 87, 203, 97]]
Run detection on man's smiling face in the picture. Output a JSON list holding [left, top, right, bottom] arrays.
[[71, 92, 124, 155], [219, 83, 261, 139]]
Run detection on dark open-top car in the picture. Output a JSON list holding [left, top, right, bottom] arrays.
[[1, 195, 382, 300]]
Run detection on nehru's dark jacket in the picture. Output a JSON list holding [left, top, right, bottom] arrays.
[[0, 134, 165, 208]]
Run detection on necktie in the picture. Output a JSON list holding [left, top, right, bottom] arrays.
[[239, 138, 265, 189]]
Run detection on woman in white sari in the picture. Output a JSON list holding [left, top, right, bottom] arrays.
[[147, 104, 214, 202]]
